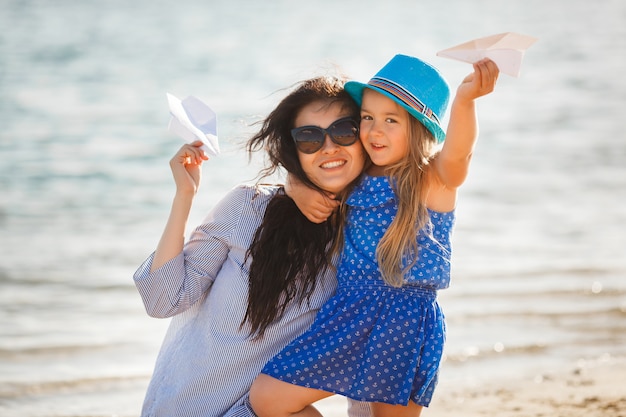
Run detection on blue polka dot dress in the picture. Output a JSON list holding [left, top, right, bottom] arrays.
[[261, 175, 455, 406]]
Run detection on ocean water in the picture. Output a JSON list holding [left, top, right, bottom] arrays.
[[1, 0, 625, 415]]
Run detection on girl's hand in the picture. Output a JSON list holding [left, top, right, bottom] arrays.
[[285, 174, 340, 223], [456, 58, 499, 102], [169, 141, 209, 196]]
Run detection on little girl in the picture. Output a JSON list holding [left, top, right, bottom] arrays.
[[249, 54, 499, 417]]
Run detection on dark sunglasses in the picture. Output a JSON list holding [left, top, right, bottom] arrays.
[[291, 117, 359, 154]]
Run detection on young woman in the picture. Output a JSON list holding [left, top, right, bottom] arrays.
[[134, 75, 370, 417]]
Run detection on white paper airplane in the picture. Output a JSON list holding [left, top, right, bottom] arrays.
[[166, 93, 220, 156], [437, 32, 538, 77]]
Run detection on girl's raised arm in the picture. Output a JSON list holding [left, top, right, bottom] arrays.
[[434, 59, 499, 189]]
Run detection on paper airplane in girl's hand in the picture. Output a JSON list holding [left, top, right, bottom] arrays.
[[166, 93, 220, 156], [436, 32, 538, 77]]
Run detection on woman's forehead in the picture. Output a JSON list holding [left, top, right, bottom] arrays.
[[294, 101, 349, 127]]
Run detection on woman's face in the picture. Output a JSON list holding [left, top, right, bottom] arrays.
[[294, 101, 366, 194]]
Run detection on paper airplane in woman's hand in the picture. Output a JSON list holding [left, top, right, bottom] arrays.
[[437, 32, 538, 77], [166, 93, 220, 156]]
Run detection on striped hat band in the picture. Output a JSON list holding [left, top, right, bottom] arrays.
[[367, 77, 440, 125]]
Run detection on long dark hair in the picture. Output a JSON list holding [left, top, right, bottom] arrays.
[[242, 75, 360, 339]]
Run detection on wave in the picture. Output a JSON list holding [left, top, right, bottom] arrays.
[[449, 305, 626, 322], [0, 342, 134, 361], [0, 271, 137, 291], [443, 341, 551, 365], [0, 374, 149, 399]]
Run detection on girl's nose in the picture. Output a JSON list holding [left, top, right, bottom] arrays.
[[369, 119, 384, 136]]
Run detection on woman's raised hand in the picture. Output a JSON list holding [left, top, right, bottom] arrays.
[[169, 141, 209, 196]]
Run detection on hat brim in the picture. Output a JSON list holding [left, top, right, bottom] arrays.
[[345, 81, 446, 143]]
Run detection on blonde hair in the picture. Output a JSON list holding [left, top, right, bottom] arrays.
[[376, 115, 438, 287]]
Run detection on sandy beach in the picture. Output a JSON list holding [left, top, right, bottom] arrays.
[[427, 356, 626, 417], [315, 356, 626, 417]]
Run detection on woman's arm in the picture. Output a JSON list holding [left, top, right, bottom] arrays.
[[151, 141, 209, 271], [134, 184, 252, 318]]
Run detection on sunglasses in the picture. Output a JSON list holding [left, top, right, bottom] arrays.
[[291, 117, 359, 154]]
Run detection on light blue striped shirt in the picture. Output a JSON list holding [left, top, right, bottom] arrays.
[[134, 184, 371, 417]]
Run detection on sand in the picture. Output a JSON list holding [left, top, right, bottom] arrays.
[[314, 356, 626, 417]]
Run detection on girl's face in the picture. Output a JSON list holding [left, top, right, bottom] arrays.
[[359, 89, 410, 175], [294, 101, 366, 194]]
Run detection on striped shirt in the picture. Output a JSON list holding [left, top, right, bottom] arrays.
[[134, 184, 371, 417]]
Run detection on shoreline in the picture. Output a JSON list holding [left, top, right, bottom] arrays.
[[315, 355, 626, 417]]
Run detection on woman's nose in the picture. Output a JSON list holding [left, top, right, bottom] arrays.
[[320, 134, 339, 153]]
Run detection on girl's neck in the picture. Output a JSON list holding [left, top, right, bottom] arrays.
[[366, 164, 388, 177]]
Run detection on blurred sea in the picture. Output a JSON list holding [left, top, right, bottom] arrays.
[[1, 0, 625, 415]]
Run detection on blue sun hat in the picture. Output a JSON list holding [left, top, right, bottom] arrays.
[[345, 54, 450, 143]]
